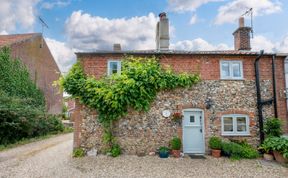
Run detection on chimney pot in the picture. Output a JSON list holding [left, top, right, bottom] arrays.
[[239, 17, 245, 27], [156, 12, 169, 51], [113, 43, 121, 51]]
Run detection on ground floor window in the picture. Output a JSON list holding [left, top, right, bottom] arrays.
[[221, 114, 249, 136]]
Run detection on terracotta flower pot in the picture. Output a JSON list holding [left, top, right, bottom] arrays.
[[211, 149, 221, 158], [273, 151, 288, 163], [171, 150, 181, 158], [263, 153, 274, 161]]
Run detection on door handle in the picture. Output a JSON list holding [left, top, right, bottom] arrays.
[[200, 128, 202, 133]]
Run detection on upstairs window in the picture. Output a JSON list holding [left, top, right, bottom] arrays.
[[221, 114, 249, 136], [108, 60, 121, 75], [220, 60, 243, 79]]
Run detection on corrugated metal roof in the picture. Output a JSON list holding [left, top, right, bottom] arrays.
[[0, 33, 41, 47]]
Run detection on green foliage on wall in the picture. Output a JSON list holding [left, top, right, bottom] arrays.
[[60, 55, 200, 156], [0, 47, 45, 108]]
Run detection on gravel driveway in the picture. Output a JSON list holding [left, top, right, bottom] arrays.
[[0, 133, 287, 178]]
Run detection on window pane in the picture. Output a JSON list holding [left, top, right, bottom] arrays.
[[223, 117, 233, 124], [221, 62, 230, 77], [232, 62, 241, 77], [224, 125, 233, 132], [109, 62, 118, 74], [237, 117, 246, 124], [237, 117, 246, 132]]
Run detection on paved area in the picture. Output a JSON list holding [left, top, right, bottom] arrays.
[[0, 133, 287, 178]]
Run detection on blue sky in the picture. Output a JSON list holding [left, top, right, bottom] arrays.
[[0, 0, 287, 72]]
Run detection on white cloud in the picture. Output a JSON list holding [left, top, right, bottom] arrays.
[[251, 35, 288, 53], [168, 0, 224, 12], [0, 0, 39, 33], [251, 35, 275, 52], [189, 14, 198, 24], [41, 0, 70, 10], [0, 31, 8, 35], [45, 38, 76, 73], [65, 11, 158, 51], [171, 38, 232, 51], [215, 0, 281, 25]]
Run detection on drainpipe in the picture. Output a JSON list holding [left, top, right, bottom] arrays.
[[272, 55, 278, 118], [284, 57, 288, 111]]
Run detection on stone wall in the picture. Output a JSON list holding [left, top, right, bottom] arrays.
[[77, 80, 275, 155]]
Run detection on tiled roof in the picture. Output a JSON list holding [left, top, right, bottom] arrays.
[[0, 33, 41, 47], [76, 49, 277, 56]]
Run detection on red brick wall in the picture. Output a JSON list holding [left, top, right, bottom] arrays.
[[9, 35, 63, 114]]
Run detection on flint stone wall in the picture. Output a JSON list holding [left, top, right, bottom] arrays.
[[79, 80, 274, 154]]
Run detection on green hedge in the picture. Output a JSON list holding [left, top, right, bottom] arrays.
[[222, 141, 259, 159]]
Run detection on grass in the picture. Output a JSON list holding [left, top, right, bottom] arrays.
[[0, 127, 73, 152]]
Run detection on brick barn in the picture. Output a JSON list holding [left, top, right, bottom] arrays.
[[0, 33, 63, 114], [72, 13, 288, 155]]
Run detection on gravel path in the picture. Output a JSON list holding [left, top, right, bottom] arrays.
[[0, 133, 287, 178]]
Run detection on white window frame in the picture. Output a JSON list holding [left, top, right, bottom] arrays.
[[221, 114, 250, 136], [107, 60, 121, 76], [220, 60, 243, 80]]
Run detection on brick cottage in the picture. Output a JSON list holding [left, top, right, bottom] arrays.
[[72, 13, 288, 155]]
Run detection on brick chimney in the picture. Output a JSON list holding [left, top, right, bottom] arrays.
[[156, 12, 169, 51], [113, 43, 121, 51], [233, 17, 252, 51]]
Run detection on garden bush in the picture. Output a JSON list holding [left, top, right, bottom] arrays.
[[222, 141, 259, 160], [261, 137, 288, 158], [0, 93, 64, 145], [264, 118, 283, 137]]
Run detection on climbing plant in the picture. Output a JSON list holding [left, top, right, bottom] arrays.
[[0, 47, 45, 108], [59, 56, 200, 156]]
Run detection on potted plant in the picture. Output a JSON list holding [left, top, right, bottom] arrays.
[[209, 136, 222, 158], [172, 112, 183, 121], [159, 146, 170, 158], [170, 137, 181, 158], [262, 137, 288, 163], [259, 142, 274, 161]]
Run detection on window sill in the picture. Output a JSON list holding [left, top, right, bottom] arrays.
[[220, 78, 245, 81], [221, 133, 251, 137]]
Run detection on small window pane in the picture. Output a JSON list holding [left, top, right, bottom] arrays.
[[232, 63, 241, 77], [223, 117, 233, 124], [237, 117, 247, 132], [237, 117, 246, 124], [224, 125, 233, 132], [190, 116, 195, 123], [221, 62, 230, 77]]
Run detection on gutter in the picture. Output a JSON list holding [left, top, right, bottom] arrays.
[[254, 50, 278, 144]]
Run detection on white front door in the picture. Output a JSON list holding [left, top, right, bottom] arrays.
[[183, 110, 205, 154]]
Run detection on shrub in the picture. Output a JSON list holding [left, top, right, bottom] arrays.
[[209, 136, 222, 150], [110, 144, 121, 157], [73, 148, 85, 157], [222, 141, 259, 160], [170, 137, 181, 150], [264, 118, 283, 137], [261, 137, 288, 158], [0, 94, 64, 144]]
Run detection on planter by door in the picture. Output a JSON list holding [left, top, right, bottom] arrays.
[[273, 151, 288, 163], [182, 109, 205, 154]]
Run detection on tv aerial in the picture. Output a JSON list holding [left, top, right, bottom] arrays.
[[241, 8, 253, 38], [38, 16, 49, 48]]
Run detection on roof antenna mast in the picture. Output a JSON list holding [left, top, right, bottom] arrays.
[[38, 16, 49, 48], [241, 8, 253, 38]]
